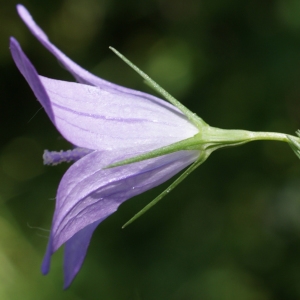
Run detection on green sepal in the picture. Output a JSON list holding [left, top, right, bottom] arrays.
[[109, 47, 207, 130], [122, 152, 210, 228], [104, 134, 203, 169]]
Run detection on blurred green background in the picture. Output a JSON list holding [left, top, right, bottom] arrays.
[[1, 0, 300, 299]]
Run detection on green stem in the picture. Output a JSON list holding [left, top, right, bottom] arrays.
[[199, 126, 300, 155], [247, 131, 295, 143], [201, 126, 300, 146]]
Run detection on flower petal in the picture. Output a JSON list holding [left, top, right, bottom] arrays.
[[63, 220, 101, 289], [54, 149, 199, 249], [9, 37, 54, 123], [39, 76, 198, 150], [43, 149, 199, 284], [16, 4, 116, 89], [42, 219, 102, 289], [10, 37, 198, 150], [17, 4, 184, 103]]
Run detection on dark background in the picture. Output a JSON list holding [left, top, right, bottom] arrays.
[[1, 0, 300, 299]]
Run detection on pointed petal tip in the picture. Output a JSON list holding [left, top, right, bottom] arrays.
[[62, 221, 100, 289], [41, 237, 53, 276], [63, 272, 76, 289], [9, 37, 23, 55], [16, 4, 49, 41], [17, 4, 31, 21], [41, 259, 50, 275], [9, 38, 23, 61], [63, 270, 74, 290], [63, 269, 77, 290], [9, 36, 17, 48], [9, 36, 55, 123], [16, 3, 25, 12], [63, 282, 71, 290], [16, 4, 31, 23]]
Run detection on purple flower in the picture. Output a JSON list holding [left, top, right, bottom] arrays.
[[10, 5, 201, 288]]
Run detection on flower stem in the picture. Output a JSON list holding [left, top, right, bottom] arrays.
[[246, 131, 294, 143], [200, 126, 300, 150]]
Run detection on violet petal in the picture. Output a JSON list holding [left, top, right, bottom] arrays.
[[52, 149, 199, 251], [39, 76, 198, 151], [10, 37, 54, 123], [16, 4, 184, 103], [10, 38, 198, 151], [63, 220, 101, 289], [42, 149, 199, 286], [16, 4, 116, 89]]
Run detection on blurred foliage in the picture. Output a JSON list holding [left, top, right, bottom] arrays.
[[1, 0, 300, 299]]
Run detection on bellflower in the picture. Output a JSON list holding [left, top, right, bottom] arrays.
[[11, 4, 300, 289], [10, 5, 205, 288]]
